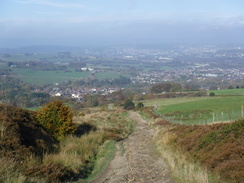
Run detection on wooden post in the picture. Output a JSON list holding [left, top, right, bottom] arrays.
[[242, 105, 244, 118]]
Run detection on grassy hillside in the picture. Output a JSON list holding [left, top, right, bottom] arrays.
[[154, 119, 244, 183], [140, 106, 244, 183], [0, 104, 134, 182], [142, 95, 244, 124], [142, 96, 209, 107], [0, 104, 62, 182], [208, 88, 244, 96]]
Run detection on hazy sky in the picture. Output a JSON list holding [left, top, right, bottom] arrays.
[[1, 0, 244, 47]]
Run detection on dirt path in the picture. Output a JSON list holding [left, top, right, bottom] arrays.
[[92, 112, 175, 183]]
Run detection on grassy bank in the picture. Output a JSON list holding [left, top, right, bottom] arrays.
[[139, 106, 243, 183], [0, 105, 134, 182], [42, 109, 134, 182], [153, 118, 244, 183]]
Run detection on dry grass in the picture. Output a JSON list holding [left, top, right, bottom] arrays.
[[154, 127, 209, 183], [0, 105, 134, 182], [0, 158, 23, 183], [0, 121, 7, 139], [42, 109, 134, 181], [74, 110, 134, 140], [43, 130, 108, 176]]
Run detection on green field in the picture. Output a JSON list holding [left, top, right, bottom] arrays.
[[143, 97, 208, 107], [0, 62, 7, 68], [208, 88, 244, 95], [12, 68, 90, 84], [143, 96, 244, 124], [94, 72, 126, 79], [11, 68, 128, 85]]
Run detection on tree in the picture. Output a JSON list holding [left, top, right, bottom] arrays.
[[209, 92, 215, 97], [136, 102, 144, 109], [123, 99, 135, 110], [151, 84, 163, 93], [228, 85, 233, 89], [151, 83, 172, 93], [170, 83, 182, 92], [209, 85, 218, 90], [36, 100, 76, 139]]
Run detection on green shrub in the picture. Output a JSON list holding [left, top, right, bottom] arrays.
[[123, 99, 135, 110], [36, 100, 76, 139], [209, 92, 215, 96], [136, 102, 144, 109]]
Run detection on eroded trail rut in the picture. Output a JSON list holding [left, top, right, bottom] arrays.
[[92, 112, 175, 183]]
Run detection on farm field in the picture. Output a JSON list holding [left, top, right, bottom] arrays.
[[0, 62, 6, 68], [94, 72, 125, 79], [142, 96, 209, 107], [12, 68, 90, 84], [208, 88, 244, 95], [144, 96, 244, 124], [11, 68, 129, 85]]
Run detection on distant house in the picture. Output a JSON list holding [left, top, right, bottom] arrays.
[[81, 67, 87, 71], [81, 67, 94, 71], [54, 92, 62, 97], [71, 94, 79, 98]]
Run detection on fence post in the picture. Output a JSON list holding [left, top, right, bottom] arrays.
[[242, 105, 244, 118]]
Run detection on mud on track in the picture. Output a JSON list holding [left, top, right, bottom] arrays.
[[92, 112, 175, 183]]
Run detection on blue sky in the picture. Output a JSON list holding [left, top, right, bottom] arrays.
[[1, 0, 244, 47]]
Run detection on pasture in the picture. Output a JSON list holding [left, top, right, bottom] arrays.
[[12, 68, 90, 85], [11, 68, 128, 85], [143, 96, 244, 124], [208, 88, 244, 95]]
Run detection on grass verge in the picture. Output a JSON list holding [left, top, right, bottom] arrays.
[[84, 140, 116, 182], [43, 130, 109, 180], [154, 126, 209, 183]]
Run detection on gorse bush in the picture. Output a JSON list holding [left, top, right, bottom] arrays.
[[136, 102, 144, 109], [123, 99, 135, 110], [36, 100, 76, 139]]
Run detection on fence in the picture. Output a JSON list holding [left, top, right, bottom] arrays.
[[158, 105, 244, 125]]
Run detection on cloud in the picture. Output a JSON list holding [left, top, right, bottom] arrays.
[[14, 0, 88, 9]]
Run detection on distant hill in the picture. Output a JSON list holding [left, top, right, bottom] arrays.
[[0, 45, 81, 54]]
